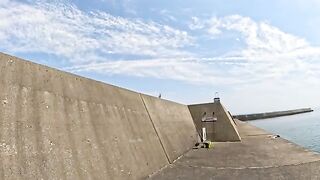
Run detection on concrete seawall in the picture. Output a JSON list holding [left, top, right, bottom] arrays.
[[233, 108, 313, 121], [2, 52, 320, 180], [0, 52, 197, 180]]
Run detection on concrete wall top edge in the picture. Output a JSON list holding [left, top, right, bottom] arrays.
[[0, 52, 182, 105], [142, 93, 188, 107], [0, 52, 127, 92], [188, 102, 215, 107]]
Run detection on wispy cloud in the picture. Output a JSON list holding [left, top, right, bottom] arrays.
[[64, 57, 250, 84], [189, 15, 320, 83], [159, 9, 177, 22], [0, 0, 193, 64], [69, 14, 320, 85], [1, 1, 319, 87]]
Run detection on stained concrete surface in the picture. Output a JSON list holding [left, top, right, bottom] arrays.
[[149, 120, 320, 180], [0, 52, 197, 180], [0, 53, 169, 179]]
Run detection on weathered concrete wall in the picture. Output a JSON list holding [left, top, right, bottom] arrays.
[[188, 101, 241, 142], [141, 95, 198, 163], [0, 53, 197, 180], [234, 108, 314, 121]]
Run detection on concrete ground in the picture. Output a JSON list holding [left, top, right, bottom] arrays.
[[148, 120, 320, 180]]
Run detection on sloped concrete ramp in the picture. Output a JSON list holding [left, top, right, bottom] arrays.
[[0, 53, 198, 180]]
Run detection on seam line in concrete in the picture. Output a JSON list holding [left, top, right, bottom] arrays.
[[176, 159, 320, 170], [139, 93, 171, 164]]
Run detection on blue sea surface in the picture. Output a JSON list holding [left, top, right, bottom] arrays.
[[249, 108, 320, 152]]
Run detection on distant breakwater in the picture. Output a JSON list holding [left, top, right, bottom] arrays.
[[234, 108, 314, 121]]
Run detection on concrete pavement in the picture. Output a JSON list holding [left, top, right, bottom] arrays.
[[148, 120, 320, 180]]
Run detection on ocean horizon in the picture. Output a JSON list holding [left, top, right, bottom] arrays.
[[249, 107, 320, 153]]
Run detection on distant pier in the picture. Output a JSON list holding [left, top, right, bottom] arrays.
[[233, 108, 314, 121]]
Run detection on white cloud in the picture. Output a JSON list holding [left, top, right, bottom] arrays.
[[194, 15, 311, 57], [185, 14, 320, 112], [0, 0, 193, 64], [190, 15, 320, 83], [1, 0, 319, 91], [64, 58, 219, 84], [189, 17, 205, 30], [159, 9, 177, 22]]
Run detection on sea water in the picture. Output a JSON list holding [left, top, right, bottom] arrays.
[[249, 107, 320, 152]]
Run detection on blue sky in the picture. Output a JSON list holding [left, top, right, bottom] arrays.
[[1, 0, 320, 113]]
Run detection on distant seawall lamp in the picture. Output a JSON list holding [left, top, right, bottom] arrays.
[[214, 92, 220, 103]]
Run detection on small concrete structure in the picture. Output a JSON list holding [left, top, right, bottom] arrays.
[[188, 100, 241, 142]]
